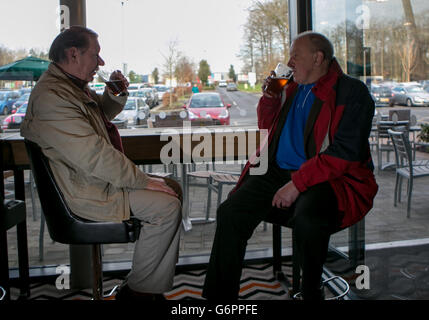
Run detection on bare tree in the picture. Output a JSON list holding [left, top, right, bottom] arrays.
[[175, 55, 196, 96], [240, 0, 289, 82], [394, 29, 418, 82], [161, 39, 180, 106]]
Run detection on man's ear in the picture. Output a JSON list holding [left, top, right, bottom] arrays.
[[65, 47, 79, 64], [313, 51, 324, 66]]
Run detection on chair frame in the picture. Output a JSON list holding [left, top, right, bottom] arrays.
[[376, 120, 409, 171], [388, 129, 429, 218]]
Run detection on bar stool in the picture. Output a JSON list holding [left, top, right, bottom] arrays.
[[0, 286, 6, 300], [25, 139, 142, 300], [264, 208, 350, 300], [0, 198, 29, 301]]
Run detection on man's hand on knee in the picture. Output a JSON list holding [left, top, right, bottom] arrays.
[[145, 177, 178, 198], [272, 181, 300, 208]]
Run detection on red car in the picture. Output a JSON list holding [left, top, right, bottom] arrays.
[[183, 92, 231, 125], [2, 102, 27, 130]]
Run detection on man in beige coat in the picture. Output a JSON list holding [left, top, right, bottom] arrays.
[[21, 26, 182, 300]]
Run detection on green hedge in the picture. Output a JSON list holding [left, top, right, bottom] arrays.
[[237, 83, 262, 93]]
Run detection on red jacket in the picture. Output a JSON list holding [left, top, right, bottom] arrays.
[[232, 59, 378, 229]]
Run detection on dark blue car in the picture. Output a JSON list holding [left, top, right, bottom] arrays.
[[0, 91, 21, 115]]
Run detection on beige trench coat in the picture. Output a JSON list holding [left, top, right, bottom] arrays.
[[21, 64, 149, 222]]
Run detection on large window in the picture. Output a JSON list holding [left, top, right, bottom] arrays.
[[2, 0, 290, 272], [313, 0, 429, 300]]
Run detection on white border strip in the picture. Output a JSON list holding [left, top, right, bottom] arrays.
[[337, 237, 429, 252]]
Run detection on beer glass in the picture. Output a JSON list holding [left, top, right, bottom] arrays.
[[264, 63, 293, 96], [105, 80, 127, 95], [97, 70, 127, 96]]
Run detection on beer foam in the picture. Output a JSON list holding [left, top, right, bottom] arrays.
[[275, 63, 291, 78]]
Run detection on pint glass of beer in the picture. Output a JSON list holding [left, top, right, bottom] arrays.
[[264, 63, 293, 96], [105, 79, 127, 95]]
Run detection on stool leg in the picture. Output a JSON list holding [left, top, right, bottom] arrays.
[[272, 224, 281, 275], [217, 184, 223, 209], [206, 177, 213, 221], [92, 244, 103, 300], [39, 210, 45, 261], [292, 230, 300, 295]]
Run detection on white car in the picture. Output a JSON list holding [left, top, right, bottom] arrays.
[[112, 97, 150, 128], [153, 85, 170, 100], [127, 83, 146, 91], [218, 81, 227, 87]]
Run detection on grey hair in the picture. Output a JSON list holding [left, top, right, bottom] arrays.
[[49, 26, 98, 63], [294, 31, 334, 61]]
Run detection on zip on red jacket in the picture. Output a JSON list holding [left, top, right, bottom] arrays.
[[232, 59, 378, 229]]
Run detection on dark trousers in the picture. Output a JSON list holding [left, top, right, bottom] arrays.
[[202, 163, 341, 300]]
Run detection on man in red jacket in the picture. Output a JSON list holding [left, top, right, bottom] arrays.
[[202, 31, 378, 300]]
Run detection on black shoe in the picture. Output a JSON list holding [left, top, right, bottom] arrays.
[[115, 283, 166, 301]]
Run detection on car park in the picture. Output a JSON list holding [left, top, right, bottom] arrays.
[[183, 92, 231, 125], [127, 83, 146, 91], [140, 88, 157, 108], [128, 89, 144, 98], [390, 85, 429, 107], [128, 89, 155, 108], [2, 102, 27, 130], [128, 88, 157, 108], [18, 87, 32, 95], [11, 92, 31, 113], [153, 85, 170, 100], [0, 90, 21, 115], [112, 97, 150, 128], [147, 87, 159, 106]]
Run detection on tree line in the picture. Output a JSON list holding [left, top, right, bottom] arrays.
[[127, 39, 215, 87], [239, 0, 429, 84], [239, 0, 289, 83], [0, 46, 49, 67]]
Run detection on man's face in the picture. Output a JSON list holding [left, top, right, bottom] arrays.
[[287, 37, 318, 84], [72, 37, 105, 82]]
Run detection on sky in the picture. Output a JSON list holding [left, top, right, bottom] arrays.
[[0, 0, 253, 75]]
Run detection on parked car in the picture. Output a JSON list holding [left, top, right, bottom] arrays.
[[183, 92, 231, 125], [153, 85, 170, 100], [127, 83, 145, 91], [18, 87, 32, 95], [11, 92, 31, 113], [390, 85, 429, 107], [128, 89, 155, 108], [128, 89, 144, 98], [0, 90, 21, 115], [112, 97, 150, 128], [140, 88, 157, 108], [2, 102, 27, 130], [226, 83, 238, 91], [150, 88, 159, 106], [88, 82, 106, 92], [370, 85, 391, 107]]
